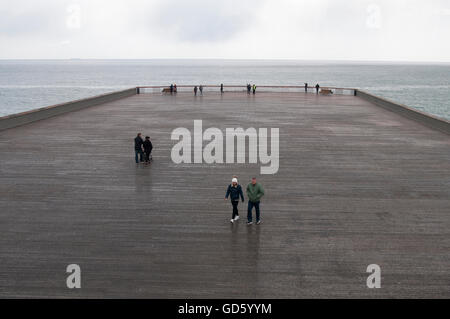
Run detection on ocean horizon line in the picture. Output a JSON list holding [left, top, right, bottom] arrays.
[[1, 58, 450, 65]]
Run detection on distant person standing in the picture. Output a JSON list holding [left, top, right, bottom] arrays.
[[225, 177, 245, 223], [315, 84, 320, 94], [199, 85, 204, 95], [134, 133, 144, 164], [170, 84, 174, 94], [220, 83, 224, 94], [304, 83, 308, 93], [247, 83, 251, 94], [174, 84, 177, 94], [246, 177, 265, 225], [252, 84, 256, 95], [143, 136, 153, 163], [194, 86, 198, 96]]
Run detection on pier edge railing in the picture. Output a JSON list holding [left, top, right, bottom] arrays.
[[355, 89, 450, 135], [136, 85, 357, 95], [0, 88, 137, 131], [0, 85, 449, 135]]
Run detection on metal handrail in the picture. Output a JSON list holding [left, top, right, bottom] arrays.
[[137, 85, 357, 90]]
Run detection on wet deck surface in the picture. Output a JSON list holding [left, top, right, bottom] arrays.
[[0, 91, 449, 298]]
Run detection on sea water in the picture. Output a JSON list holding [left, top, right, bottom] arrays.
[[0, 59, 449, 120]]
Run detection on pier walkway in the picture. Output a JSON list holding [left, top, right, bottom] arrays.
[[0, 91, 449, 298]]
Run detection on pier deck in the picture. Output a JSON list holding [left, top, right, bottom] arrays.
[[0, 91, 449, 298]]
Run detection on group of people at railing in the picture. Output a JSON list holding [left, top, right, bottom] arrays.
[[160, 84, 178, 93], [246, 84, 257, 94], [304, 83, 322, 94], [160, 83, 327, 95]]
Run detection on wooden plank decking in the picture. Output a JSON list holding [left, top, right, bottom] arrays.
[[0, 91, 449, 298]]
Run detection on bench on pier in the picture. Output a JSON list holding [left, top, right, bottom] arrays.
[[320, 89, 333, 95]]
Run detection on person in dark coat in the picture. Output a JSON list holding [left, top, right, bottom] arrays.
[[315, 83, 320, 94], [134, 133, 144, 164], [225, 177, 245, 223], [143, 136, 153, 163], [194, 86, 198, 96]]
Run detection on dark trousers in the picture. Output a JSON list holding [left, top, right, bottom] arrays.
[[135, 149, 144, 163], [144, 150, 152, 162], [247, 201, 261, 222], [231, 200, 239, 219]]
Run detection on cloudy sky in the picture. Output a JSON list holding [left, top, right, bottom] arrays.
[[1, 0, 449, 61]]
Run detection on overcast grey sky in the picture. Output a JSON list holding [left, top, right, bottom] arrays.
[[1, 0, 449, 61]]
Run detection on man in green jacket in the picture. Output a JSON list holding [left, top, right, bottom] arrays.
[[246, 177, 265, 225]]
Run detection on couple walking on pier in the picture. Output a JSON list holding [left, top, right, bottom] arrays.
[[134, 133, 153, 164], [225, 177, 265, 225]]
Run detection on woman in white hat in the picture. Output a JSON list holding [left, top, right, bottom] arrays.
[[224, 177, 245, 223]]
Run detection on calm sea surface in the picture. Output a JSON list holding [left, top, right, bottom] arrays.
[[0, 59, 449, 119]]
